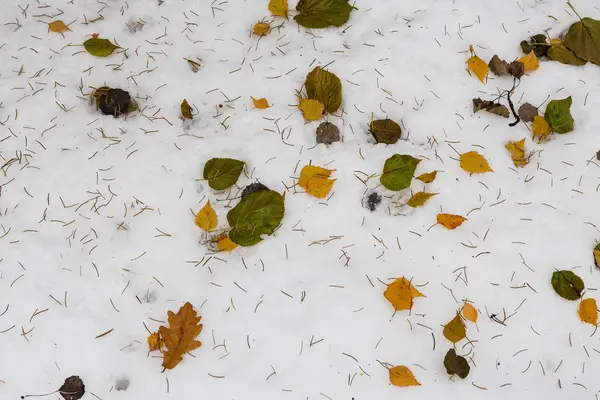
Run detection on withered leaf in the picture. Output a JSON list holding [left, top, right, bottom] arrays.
[[181, 99, 193, 119], [59, 376, 85, 400], [416, 171, 437, 183], [369, 118, 402, 144], [595, 243, 600, 269], [158, 302, 203, 370], [148, 332, 163, 351], [473, 98, 509, 118], [488, 55, 524, 79], [316, 122, 340, 145], [407, 191, 437, 208], [518, 102, 538, 123], [444, 349, 470, 379]]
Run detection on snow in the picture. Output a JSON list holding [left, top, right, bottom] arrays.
[[1, 0, 600, 399]]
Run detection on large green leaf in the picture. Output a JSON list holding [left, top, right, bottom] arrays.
[[544, 97, 574, 134], [227, 189, 285, 246], [564, 17, 600, 65], [305, 67, 342, 113], [84, 38, 119, 57], [294, 0, 354, 29], [443, 349, 470, 379], [551, 270, 584, 301], [203, 158, 245, 190], [547, 42, 587, 66], [380, 154, 420, 191], [369, 119, 402, 144]]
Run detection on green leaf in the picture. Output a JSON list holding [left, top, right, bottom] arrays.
[[369, 119, 402, 144], [548, 42, 587, 66], [203, 158, 245, 190], [304, 67, 342, 113], [443, 349, 470, 379], [564, 17, 600, 65], [380, 154, 420, 191], [294, 0, 354, 29], [83, 38, 119, 57], [545, 97, 574, 134], [227, 189, 285, 246], [551, 270, 584, 301]]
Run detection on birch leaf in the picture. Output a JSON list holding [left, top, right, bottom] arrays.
[[416, 171, 437, 183], [389, 366, 420, 387], [49, 20, 70, 33], [268, 0, 289, 19], [407, 192, 437, 208], [579, 298, 598, 325], [460, 151, 493, 173], [505, 139, 529, 167], [252, 97, 270, 109], [195, 201, 217, 232], [384, 277, 424, 311], [437, 214, 467, 229], [467, 45, 488, 83]]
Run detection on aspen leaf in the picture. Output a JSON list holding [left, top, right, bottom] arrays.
[[181, 99, 193, 119], [252, 97, 270, 109], [444, 349, 470, 379], [563, 6, 600, 65], [158, 302, 203, 370], [227, 189, 285, 246], [203, 158, 245, 190], [298, 165, 332, 188], [443, 313, 467, 344], [298, 97, 325, 121], [416, 171, 437, 183], [579, 298, 598, 325], [437, 214, 467, 230], [532, 116, 551, 140], [298, 165, 335, 198], [217, 235, 237, 252], [545, 97, 574, 134], [384, 277, 424, 311], [148, 332, 163, 351], [462, 302, 478, 323], [195, 200, 217, 232], [380, 154, 421, 191], [407, 192, 437, 208], [268, 0, 288, 19], [460, 151, 493, 174], [253, 22, 271, 36], [295, 0, 354, 29], [505, 139, 529, 168], [548, 39, 587, 66], [552, 270, 584, 301], [369, 118, 402, 144], [467, 45, 488, 83], [83, 37, 119, 57], [518, 51, 539, 71], [304, 66, 342, 113], [594, 244, 600, 269], [48, 20, 70, 33], [389, 365, 420, 387]]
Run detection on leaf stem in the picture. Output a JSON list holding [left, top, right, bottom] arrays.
[[567, 1, 583, 21]]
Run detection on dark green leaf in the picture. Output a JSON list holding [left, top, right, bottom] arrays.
[[369, 119, 401, 144], [545, 97, 574, 134], [304, 67, 342, 113], [443, 349, 470, 379], [380, 154, 420, 191], [548, 42, 587, 66], [227, 189, 285, 246], [83, 38, 119, 57], [564, 17, 600, 65], [551, 270, 584, 301], [294, 0, 354, 29], [203, 158, 245, 190]]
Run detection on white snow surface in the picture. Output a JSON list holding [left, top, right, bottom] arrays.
[[1, 0, 600, 399]]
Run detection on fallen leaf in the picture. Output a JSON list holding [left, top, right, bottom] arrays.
[[444, 349, 470, 379], [518, 102, 538, 122], [268, 0, 288, 19], [253, 22, 271, 36], [473, 98, 509, 118], [545, 96, 574, 134], [389, 365, 420, 387], [195, 200, 217, 232], [298, 97, 325, 121], [49, 20, 70, 33], [304, 66, 342, 113], [93, 87, 135, 117], [564, 8, 600, 65], [594, 244, 600, 269], [227, 189, 285, 246], [548, 39, 587, 66], [579, 298, 598, 325], [83, 37, 119, 57], [505, 139, 529, 168], [158, 302, 203, 370], [488, 55, 524, 79], [203, 158, 245, 190], [252, 97, 270, 109], [416, 171, 437, 183], [462, 302, 478, 323], [298, 165, 332, 188], [185, 58, 201, 73], [467, 45, 488, 83], [59, 376, 85, 400], [460, 151, 493, 174], [217, 235, 237, 252], [443, 313, 467, 343], [380, 154, 420, 191], [181, 99, 193, 119], [437, 214, 467, 230], [299, 165, 335, 198], [552, 270, 584, 301], [242, 182, 269, 198], [384, 277, 424, 311], [316, 122, 340, 145], [520, 34, 549, 57], [148, 332, 163, 351], [532, 115, 551, 140], [369, 118, 402, 144], [518, 51, 540, 71], [407, 192, 437, 208], [295, 0, 354, 29]]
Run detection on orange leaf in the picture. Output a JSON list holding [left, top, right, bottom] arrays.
[[416, 171, 437, 183], [467, 45, 488, 83], [251, 97, 270, 109], [518, 51, 539, 72], [389, 365, 420, 387], [306, 176, 335, 198], [253, 22, 271, 36], [579, 298, 598, 325], [298, 165, 332, 189], [298, 97, 324, 121], [532, 115, 550, 140], [268, 0, 288, 19], [148, 332, 163, 351], [437, 214, 467, 229], [158, 302, 203, 370], [48, 20, 70, 33], [462, 302, 478, 323], [460, 151, 493, 173], [217, 235, 237, 252], [384, 277, 424, 311], [443, 313, 466, 343], [407, 191, 437, 208], [91, 33, 99, 38], [195, 200, 217, 231]]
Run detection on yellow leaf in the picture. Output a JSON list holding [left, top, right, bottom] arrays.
[[443, 313, 467, 343], [505, 138, 529, 168], [48, 20, 70, 33], [158, 302, 203, 370], [148, 332, 163, 351], [594, 248, 600, 269], [462, 302, 478, 323], [298, 165, 332, 189], [384, 277, 424, 311], [460, 151, 493, 174], [416, 171, 437, 183], [298, 97, 325, 121], [181, 99, 193, 120], [407, 192, 437, 208], [518, 51, 540, 72], [437, 213, 467, 230], [550, 38, 562, 46], [389, 365, 421, 387], [268, 0, 288, 19], [217, 235, 237, 252], [579, 298, 598, 325], [532, 115, 550, 140], [251, 97, 270, 109], [467, 45, 488, 83], [253, 22, 271, 36], [306, 176, 335, 198], [195, 200, 217, 232]]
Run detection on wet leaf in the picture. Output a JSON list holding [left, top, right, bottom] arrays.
[[407, 191, 437, 208], [49, 20, 70, 33], [545, 96, 574, 134], [548, 39, 587, 66], [298, 97, 325, 121], [304, 66, 342, 113], [148, 332, 163, 351], [532, 115, 551, 140], [158, 302, 203, 370], [380, 154, 420, 191], [294, 0, 354, 29], [462, 302, 478, 323], [316, 122, 340, 145], [389, 365, 420, 387], [299, 165, 335, 198], [252, 97, 270, 109], [444, 349, 470, 379], [467, 46, 488, 83], [505, 139, 529, 168], [518, 51, 539, 71], [83, 37, 119, 57], [595, 244, 600, 269], [473, 98, 509, 118], [416, 171, 437, 183], [227, 189, 285, 246], [437, 214, 467, 230], [579, 298, 598, 325], [253, 22, 271, 36], [460, 151, 493, 174], [59, 376, 85, 400], [564, 15, 600, 65], [181, 99, 193, 119], [369, 118, 402, 144], [203, 158, 245, 191], [268, 0, 288, 19], [217, 235, 237, 252], [384, 277, 424, 311], [195, 200, 217, 232], [518, 103, 538, 123], [551, 270, 584, 301], [443, 313, 467, 344]]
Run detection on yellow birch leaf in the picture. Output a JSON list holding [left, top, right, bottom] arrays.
[[298, 165, 332, 189], [518, 51, 540, 72], [298, 97, 325, 121], [268, 0, 288, 19], [505, 138, 529, 167], [195, 200, 217, 231], [217, 235, 237, 252], [407, 192, 437, 208], [579, 298, 598, 325], [443, 313, 467, 343], [389, 365, 421, 387], [253, 22, 271, 36], [462, 302, 478, 323], [306, 176, 335, 198], [437, 213, 467, 230], [532, 115, 550, 140], [460, 151, 493, 173], [148, 332, 163, 351], [467, 45, 488, 83], [416, 171, 437, 183], [384, 277, 424, 311], [251, 97, 270, 109], [48, 20, 70, 33]]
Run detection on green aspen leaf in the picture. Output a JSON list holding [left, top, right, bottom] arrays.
[[369, 119, 401, 144], [203, 158, 245, 190], [444, 349, 470, 379], [83, 38, 119, 57], [380, 154, 420, 191], [304, 67, 342, 113], [548, 42, 587, 66], [294, 0, 354, 29], [564, 17, 600, 65], [551, 270, 584, 301], [227, 189, 285, 246], [545, 97, 574, 134]]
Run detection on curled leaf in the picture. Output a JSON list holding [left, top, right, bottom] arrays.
[[416, 171, 437, 183], [473, 98, 509, 118], [49, 20, 70, 33], [437, 214, 467, 230], [148, 332, 163, 351], [253, 22, 271, 36], [443, 313, 467, 344], [407, 192, 437, 208], [299, 165, 335, 198], [579, 298, 598, 325], [195, 200, 217, 232], [298, 97, 325, 121], [252, 97, 270, 109], [460, 151, 493, 174], [444, 349, 470, 379], [181, 99, 193, 119], [389, 365, 420, 387], [384, 277, 424, 311], [505, 139, 529, 168]]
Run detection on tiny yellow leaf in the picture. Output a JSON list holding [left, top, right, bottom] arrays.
[[532, 115, 551, 140], [298, 165, 332, 189], [49, 20, 70, 33], [594, 248, 600, 269], [148, 332, 163, 351], [306, 176, 335, 198], [467, 46, 488, 83], [437, 214, 467, 230], [505, 138, 529, 168], [268, 0, 289, 19], [251, 97, 270, 109], [253, 22, 271, 36], [443, 313, 467, 343], [195, 200, 217, 231], [181, 99, 193, 120], [389, 365, 421, 387], [462, 302, 478, 323], [579, 298, 598, 325], [407, 192, 437, 208], [217, 235, 237, 252], [384, 277, 424, 311], [518, 51, 540, 72], [460, 151, 493, 174], [416, 171, 437, 183], [298, 97, 325, 121]]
